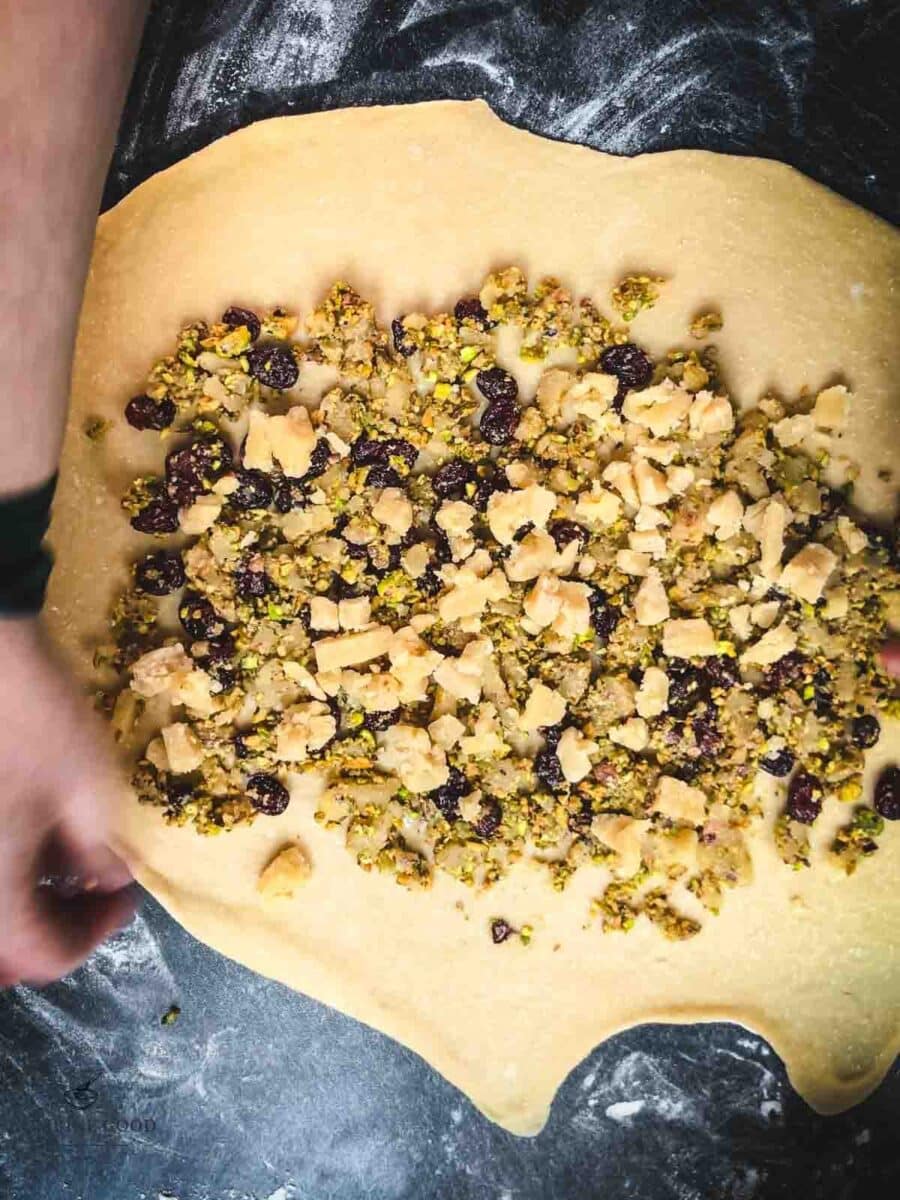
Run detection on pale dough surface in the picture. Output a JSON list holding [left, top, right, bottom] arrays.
[[46, 101, 900, 1135]]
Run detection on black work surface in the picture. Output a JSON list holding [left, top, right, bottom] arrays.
[[2, 3, 898, 1198]]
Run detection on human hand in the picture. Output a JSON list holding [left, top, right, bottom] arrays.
[[881, 642, 900, 678], [0, 617, 135, 987]]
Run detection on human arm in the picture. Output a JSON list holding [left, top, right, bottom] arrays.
[[0, 0, 149, 986]]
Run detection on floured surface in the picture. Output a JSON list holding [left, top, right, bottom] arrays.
[[45, 101, 900, 1134]]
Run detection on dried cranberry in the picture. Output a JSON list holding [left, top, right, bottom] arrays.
[[692, 707, 723, 756], [669, 759, 702, 784], [125, 394, 176, 431], [428, 766, 467, 821], [230, 468, 274, 510], [351, 436, 417, 471], [476, 367, 518, 404], [234, 562, 270, 599], [246, 772, 290, 815], [234, 731, 251, 759], [472, 467, 510, 511], [131, 496, 179, 535], [221, 306, 261, 341], [599, 343, 653, 409], [491, 918, 513, 944], [473, 797, 503, 838], [874, 766, 900, 821], [134, 551, 185, 596], [667, 664, 709, 717], [705, 655, 739, 690], [165, 435, 232, 505], [272, 476, 307, 512], [786, 770, 822, 824], [391, 318, 415, 357], [480, 397, 519, 446], [534, 748, 566, 791], [164, 776, 194, 810], [759, 747, 795, 778], [454, 297, 489, 325], [344, 540, 368, 560], [418, 567, 443, 598], [246, 345, 299, 390], [542, 722, 566, 750], [588, 589, 620, 642], [432, 459, 476, 500], [549, 520, 589, 552], [363, 708, 401, 733], [851, 714, 881, 750], [202, 635, 237, 690], [179, 591, 227, 641], [366, 463, 402, 489], [763, 651, 806, 693], [302, 438, 331, 482]]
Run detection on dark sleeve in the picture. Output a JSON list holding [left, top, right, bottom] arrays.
[[0, 476, 57, 615]]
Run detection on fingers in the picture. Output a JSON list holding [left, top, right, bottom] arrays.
[[50, 818, 134, 895], [880, 641, 900, 678]]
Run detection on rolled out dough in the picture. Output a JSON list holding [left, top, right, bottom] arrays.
[[46, 101, 900, 1134]]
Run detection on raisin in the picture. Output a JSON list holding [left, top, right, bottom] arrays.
[[221, 306, 261, 341], [692, 707, 723, 757], [179, 591, 227, 641], [344, 540, 368, 560], [786, 770, 822, 824], [476, 367, 518, 404], [851, 714, 881, 750], [134, 551, 185, 596], [164, 776, 194, 810], [667, 664, 709, 717], [454, 297, 489, 326], [874, 766, 900, 821], [230, 468, 274, 510], [125, 394, 176, 431], [472, 466, 510, 511], [165, 435, 232, 505], [363, 708, 401, 733], [418, 567, 443, 598], [351, 436, 417, 471], [669, 759, 702, 784], [131, 496, 179, 535], [302, 438, 331, 482], [479, 397, 519, 446], [201, 635, 238, 691], [542, 722, 566, 750], [705, 655, 739, 690], [432, 458, 476, 500], [246, 345, 299, 390], [246, 772, 290, 815], [599, 343, 653, 409], [366, 464, 401, 489], [534, 748, 566, 791], [272, 476, 307, 512], [473, 797, 503, 838], [491, 918, 513, 944], [234, 562, 270, 599], [763, 650, 806, 693], [391, 318, 415, 357], [234, 731, 251, 760], [588, 589, 620, 643], [428, 766, 467, 821], [549, 520, 589, 551], [759, 747, 795, 778]]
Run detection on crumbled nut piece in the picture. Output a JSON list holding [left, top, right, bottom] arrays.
[[602, 461, 639, 508], [662, 618, 717, 658], [616, 550, 651, 577], [161, 722, 204, 773], [428, 713, 466, 749], [778, 543, 838, 604], [609, 717, 649, 752], [377, 724, 449, 793], [634, 570, 670, 626], [402, 542, 431, 579], [591, 815, 650, 877], [388, 626, 444, 703], [557, 727, 598, 783], [653, 776, 707, 825], [689, 311, 723, 339], [689, 391, 734, 438], [372, 487, 413, 535], [245, 405, 317, 477], [635, 667, 669, 718], [436, 500, 476, 538], [257, 844, 312, 901], [666, 465, 694, 494], [739, 622, 798, 667], [276, 701, 338, 762], [433, 638, 493, 704], [130, 644, 194, 698], [729, 604, 753, 641], [750, 600, 780, 629], [179, 495, 223, 536], [632, 458, 671, 506], [519, 682, 567, 732], [486, 484, 556, 544], [837, 516, 867, 556], [623, 380, 692, 437], [438, 567, 510, 623], [575, 485, 622, 529], [628, 530, 667, 558], [310, 597, 340, 632], [339, 597, 372, 630], [812, 384, 850, 430], [504, 530, 562, 582], [707, 491, 744, 542], [313, 626, 394, 672]]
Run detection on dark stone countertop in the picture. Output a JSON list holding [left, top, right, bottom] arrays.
[[2, 3, 898, 1199]]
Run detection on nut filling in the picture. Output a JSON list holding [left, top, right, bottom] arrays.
[[98, 268, 899, 941]]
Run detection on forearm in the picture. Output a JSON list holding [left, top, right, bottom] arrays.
[[0, 0, 148, 496]]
